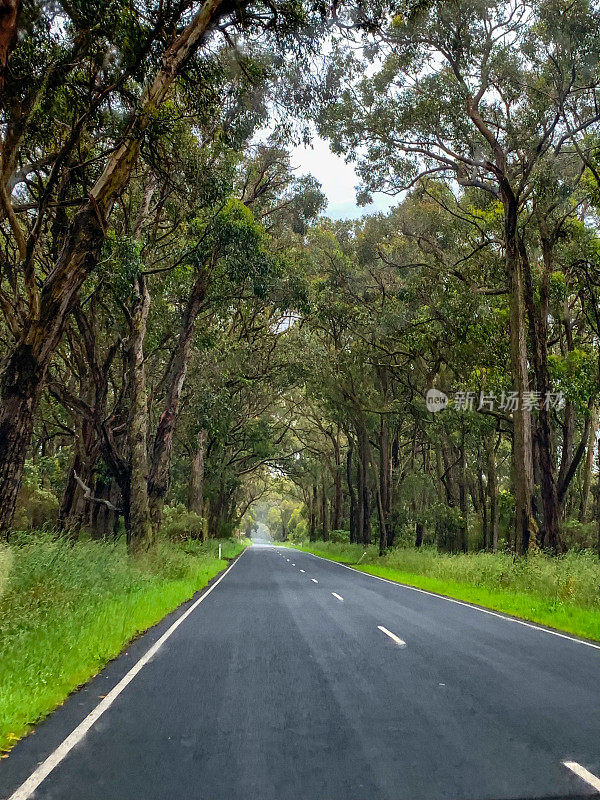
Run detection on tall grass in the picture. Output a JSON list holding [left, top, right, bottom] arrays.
[[381, 547, 600, 610], [0, 534, 247, 753], [289, 541, 600, 640]]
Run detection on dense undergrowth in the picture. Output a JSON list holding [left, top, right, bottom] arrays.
[[0, 534, 247, 753], [287, 541, 600, 642]]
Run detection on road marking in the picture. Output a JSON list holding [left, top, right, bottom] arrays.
[[563, 761, 600, 791], [286, 558, 290, 562], [331, 592, 344, 602], [294, 549, 600, 652], [6, 550, 247, 800], [292, 563, 295, 566], [311, 578, 318, 584], [300, 569, 305, 573], [378, 625, 406, 647]]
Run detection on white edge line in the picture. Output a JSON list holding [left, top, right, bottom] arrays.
[[289, 549, 600, 652], [378, 625, 406, 647], [331, 592, 344, 602], [311, 578, 318, 584], [563, 761, 600, 791], [6, 549, 248, 800]]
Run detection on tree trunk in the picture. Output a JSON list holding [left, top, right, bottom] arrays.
[[59, 408, 97, 536], [487, 436, 499, 553], [0, 0, 19, 100], [415, 521, 424, 548], [521, 233, 560, 551], [504, 196, 535, 554], [188, 429, 207, 517], [347, 444, 357, 543], [148, 270, 209, 530], [126, 277, 153, 552], [375, 479, 387, 555], [321, 478, 329, 541], [477, 461, 488, 551], [357, 420, 371, 544], [89, 476, 119, 540], [310, 483, 317, 541], [579, 407, 597, 522], [458, 428, 468, 553], [332, 432, 342, 531], [379, 415, 393, 546]]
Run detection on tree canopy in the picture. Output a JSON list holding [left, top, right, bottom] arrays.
[[1, 0, 600, 560]]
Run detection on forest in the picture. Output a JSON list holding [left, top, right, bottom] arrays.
[[2, 0, 600, 754]]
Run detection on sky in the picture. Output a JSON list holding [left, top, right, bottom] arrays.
[[288, 136, 397, 220]]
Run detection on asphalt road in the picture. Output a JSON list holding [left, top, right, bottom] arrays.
[[2, 544, 600, 800]]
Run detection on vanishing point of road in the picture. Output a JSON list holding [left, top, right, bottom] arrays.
[[1, 543, 600, 800]]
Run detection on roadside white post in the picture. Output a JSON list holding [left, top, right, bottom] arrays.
[[219, 544, 222, 560]]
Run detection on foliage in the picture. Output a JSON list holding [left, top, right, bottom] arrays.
[[161, 504, 206, 541]]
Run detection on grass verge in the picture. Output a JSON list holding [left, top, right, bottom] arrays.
[[285, 541, 600, 643], [0, 535, 248, 754]]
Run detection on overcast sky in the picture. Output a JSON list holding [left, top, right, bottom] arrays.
[[289, 137, 397, 220]]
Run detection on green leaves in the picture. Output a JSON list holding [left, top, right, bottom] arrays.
[[100, 233, 143, 300]]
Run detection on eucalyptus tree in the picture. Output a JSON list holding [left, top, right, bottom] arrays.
[[0, 0, 368, 533], [318, 0, 600, 551]]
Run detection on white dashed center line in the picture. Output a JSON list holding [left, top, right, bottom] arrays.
[[563, 761, 600, 791], [300, 570, 305, 573], [311, 578, 318, 584], [377, 625, 406, 647], [292, 563, 295, 566], [331, 593, 344, 602]]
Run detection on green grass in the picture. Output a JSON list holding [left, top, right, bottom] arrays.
[[0, 534, 248, 753], [286, 541, 600, 643]]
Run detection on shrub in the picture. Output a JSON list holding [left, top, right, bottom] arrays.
[[12, 487, 59, 531], [561, 519, 597, 550], [161, 504, 206, 541], [328, 529, 350, 543]]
